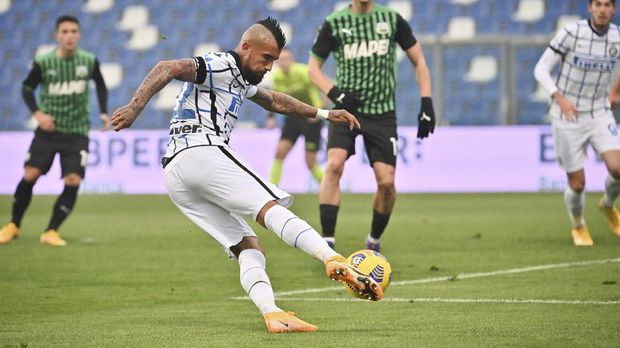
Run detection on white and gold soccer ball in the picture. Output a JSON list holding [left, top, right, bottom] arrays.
[[344, 249, 392, 298]]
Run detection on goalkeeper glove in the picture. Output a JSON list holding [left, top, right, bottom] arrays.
[[327, 86, 363, 113], [417, 97, 435, 139]]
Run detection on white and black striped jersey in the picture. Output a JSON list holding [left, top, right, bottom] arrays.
[[163, 51, 257, 162], [549, 19, 620, 119]]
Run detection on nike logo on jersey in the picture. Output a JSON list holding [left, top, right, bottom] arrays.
[[421, 113, 431, 122], [344, 39, 389, 59], [341, 28, 353, 36], [335, 93, 345, 103]]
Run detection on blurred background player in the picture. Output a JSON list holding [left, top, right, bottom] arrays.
[[110, 17, 381, 333], [534, 0, 620, 246], [265, 48, 325, 186], [0, 15, 110, 246], [308, 0, 435, 251]]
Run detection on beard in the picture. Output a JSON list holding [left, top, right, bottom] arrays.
[[244, 68, 265, 85]]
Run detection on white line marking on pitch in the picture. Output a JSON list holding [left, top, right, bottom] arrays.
[[255, 297, 620, 305], [267, 257, 620, 297]]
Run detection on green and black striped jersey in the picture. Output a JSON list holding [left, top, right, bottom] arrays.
[[22, 48, 107, 136], [311, 3, 417, 116]]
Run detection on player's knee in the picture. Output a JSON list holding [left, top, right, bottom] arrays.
[[63, 173, 82, 186], [325, 160, 345, 178], [608, 167, 620, 179], [376, 177, 395, 195], [569, 181, 585, 193], [23, 166, 42, 183]]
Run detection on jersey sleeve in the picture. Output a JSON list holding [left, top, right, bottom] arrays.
[[395, 14, 417, 51], [22, 61, 42, 113], [310, 21, 337, 61], [245, 85, 258, 98], [549, 24, 574, 56]]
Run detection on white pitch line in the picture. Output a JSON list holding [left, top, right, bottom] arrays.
[[268, 257, 620, 297], [248, 297, 620, 305]]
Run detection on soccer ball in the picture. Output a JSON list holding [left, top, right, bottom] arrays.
[[344, 249, 392, 298]]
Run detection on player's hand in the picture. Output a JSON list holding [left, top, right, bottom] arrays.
[[111, 104, 141, 131], [327, 86, 363, 113], [265, 116, 277, 129], [34, 110, 55, 133], [327, 109, 361, 131], [555, 93, 577, 121], [417, 97, 435, 139], [100, 113, 111, 131]]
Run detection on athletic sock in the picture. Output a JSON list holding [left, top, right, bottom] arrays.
[[370, 209, 391, 239], [319, 204, 339, 238], [238, 249, 281, 315], [47, 185, 79, 231], [564, 187, 585, 228], [310, 164, 323, 183], [11, 179, 35, 228], [603, 175, 620, 207], [265, 204, 340, 262], [269, 159, 283, 185]]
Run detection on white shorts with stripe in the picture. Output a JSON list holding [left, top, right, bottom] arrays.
[[552, 114, 620, 173], [164, 146, 293, 256]]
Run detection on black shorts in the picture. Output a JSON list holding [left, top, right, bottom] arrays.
[[280, 117, 323, 152], [327, 111, 397, 167], [25, 128, 90, 178]]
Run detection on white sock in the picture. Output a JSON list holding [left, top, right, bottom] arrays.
[[604, 175, 620, 207], [264, 204, 340, 262], [366, 234, 380, 244], [564, 187, 585, 228], [238, 249, 281, 315]]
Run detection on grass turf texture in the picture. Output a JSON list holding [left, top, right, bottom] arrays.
[[0, 193, 619, 347]]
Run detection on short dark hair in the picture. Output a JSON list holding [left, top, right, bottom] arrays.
[[56, 15, 80, 30], [590, 0, 616, 4], [256, 16, 286, 49]]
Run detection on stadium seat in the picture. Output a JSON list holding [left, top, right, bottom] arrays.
[[387, 1, 412, 21], [333, 1, 348, 12], [125, 25, 159, 51], [193, 43, 222, 57], [279, 22, 294, 44], [100, 62, 123, 89], [269, 0, 299, 12], [154, 81, 183, 110], [117, 5, 149, 31], [464, 56, 498, 83], [556, 15, 580, 31], [35, 44, 56, 56], [82, 0, 114, 14], [444, 16, 476, 40], [0, 0, 10, 14], [449, 0, 479, 5], [512, 0, 545, 23]]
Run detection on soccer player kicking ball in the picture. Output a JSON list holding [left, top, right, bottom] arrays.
[[111, 17, 382, 333], [534, 0, 620, 246]]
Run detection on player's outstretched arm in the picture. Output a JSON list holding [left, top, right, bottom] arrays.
[[249, 87, 360, 130], [112, 59, 197, 131]]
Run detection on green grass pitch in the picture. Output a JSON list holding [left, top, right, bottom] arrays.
[[0, 193, 619, 347]]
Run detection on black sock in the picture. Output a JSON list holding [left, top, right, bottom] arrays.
[[319, 204, 339, 237], [370, 209, 391, 239], [47, 185, 79, 231], [11, 179, 35, 228]]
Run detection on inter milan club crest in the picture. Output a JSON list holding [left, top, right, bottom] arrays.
[[76, 65, 88, 78], [609, 46, 618, 57]]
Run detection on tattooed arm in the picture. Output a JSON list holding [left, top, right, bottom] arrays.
[[112, 59, 197, 131], [249, 87, 360, 130]]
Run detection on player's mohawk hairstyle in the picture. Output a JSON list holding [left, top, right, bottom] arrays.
[[256, 17, 287, 49]]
